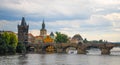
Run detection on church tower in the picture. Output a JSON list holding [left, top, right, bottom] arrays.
[[18, 17, 29, 44], [40, 19, 47, 36]]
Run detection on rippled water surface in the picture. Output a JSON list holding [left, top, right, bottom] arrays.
[[0, 50, 120, 65]]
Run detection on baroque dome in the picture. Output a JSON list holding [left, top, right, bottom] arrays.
[[72, 34, 83, 40]]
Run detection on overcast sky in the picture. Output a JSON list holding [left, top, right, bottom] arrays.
[[0, 0, 120, 42]]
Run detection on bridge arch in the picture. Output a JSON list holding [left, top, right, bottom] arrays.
[[42, 44, 56, 53], [26, 44, 41, 53], [110, 47, 120, 55], [26, 45, 35, 52], [86, 46, 100, 50], [86, 46, 101, 55], [63, 46, 78, 53]]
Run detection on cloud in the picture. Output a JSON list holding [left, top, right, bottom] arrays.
[[26, 13, 118, 35], [29, 29, 40, 36], [0, 0, 120, 42], [92, 0, 120, 5], [0, 0, 120, 21], [0, 20, 19, 32], [105, 13, 120, 21], [104, 13, 120, 32], [82, 32, 120, 42], [0, 0, 93, 21]]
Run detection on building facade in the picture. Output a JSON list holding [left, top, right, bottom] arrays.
[[28, 33, 35, 44], [33, 19, 55, 44]]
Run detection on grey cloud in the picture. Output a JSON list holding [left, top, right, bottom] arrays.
[[0, 0, 120, 42]]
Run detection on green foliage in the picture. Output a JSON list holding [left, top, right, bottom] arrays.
[[0, 45, 7, 55], [7, 45, 16, 54], [16, 42, 25, 53], [1, 32, 10, 45], [83, 38, 88, 43], [55, 32, 68, 43], [99, 39, 103, 43], [88, 39, 107, 43], [0, 32, 18, 55], [9, 33, 18, 49]]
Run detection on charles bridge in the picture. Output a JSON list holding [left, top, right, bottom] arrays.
[[26, 43, 120, 55], [16, 17, 120, 55]]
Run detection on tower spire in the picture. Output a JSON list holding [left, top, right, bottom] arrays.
[[42, 19, 45, 29], [40, 19, 47, 36], [21, 17, 26, 26]]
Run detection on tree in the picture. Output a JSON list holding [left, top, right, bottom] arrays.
[[1, 32, 10, 45], [43, 36, 54, 43], [83, 38, 88, 43], [9, 33, 18, 49], [55, 32, 68, 43], [99, 39, 103, 43], [16, 42, 25, 53], [0, 32, 18, 55]]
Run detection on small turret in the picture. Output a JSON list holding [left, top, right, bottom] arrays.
[[50, 32, 55, 39], [50, 32, 54, 36]]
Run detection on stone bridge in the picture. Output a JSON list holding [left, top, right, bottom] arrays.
[[26, 43, 120, 55]]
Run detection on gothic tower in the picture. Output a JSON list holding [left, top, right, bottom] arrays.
[[40, 19, 47, 36], [18, 17, 29, 44]]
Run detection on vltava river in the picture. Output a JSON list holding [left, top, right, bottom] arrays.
[[0, 48, 120, 65]]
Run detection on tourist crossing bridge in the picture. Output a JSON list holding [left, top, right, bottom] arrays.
[[26, 43, 120, 55]]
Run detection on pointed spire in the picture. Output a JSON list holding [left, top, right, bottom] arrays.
[[21, 17, 27, 26], [42, 19, 45, 29]]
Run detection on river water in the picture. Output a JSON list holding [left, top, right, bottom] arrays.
[[0, 48, 120, 65]]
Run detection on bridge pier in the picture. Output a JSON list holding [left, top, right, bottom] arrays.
[[101, 48, 110, 55], [77, 46, 87, 54], [100, 44, 114, 55], [56, 49, 63, 53], [77, 49, 86, 54]]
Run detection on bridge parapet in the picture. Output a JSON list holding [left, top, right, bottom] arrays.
[[58, 43, 78, 48], [112, 43, 120, 47]]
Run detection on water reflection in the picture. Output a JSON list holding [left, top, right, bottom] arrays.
[[18, 55, 28, 65], [0, 55, 19, 65], [0, 51, 120, 65]]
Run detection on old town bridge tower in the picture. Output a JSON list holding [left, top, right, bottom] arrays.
[[18, 17, 29, 44]]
